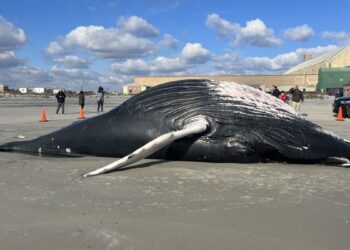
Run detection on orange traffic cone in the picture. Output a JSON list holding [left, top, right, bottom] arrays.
[[336, 106, 344, 121], [39, 107, 48, 122], [78, 106, 85, 119]]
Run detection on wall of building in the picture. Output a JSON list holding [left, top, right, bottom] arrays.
[[134, 74, 318, 90], [0, 84, 8, 93]]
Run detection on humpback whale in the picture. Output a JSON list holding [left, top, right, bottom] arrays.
[[1, 79, 350, 176]]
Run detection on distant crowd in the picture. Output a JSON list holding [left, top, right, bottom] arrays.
[[55, 86, 105, 114], [271, 85, 304, 112]]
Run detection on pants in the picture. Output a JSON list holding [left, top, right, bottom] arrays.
[[97, 101, 104, 112], [56, 102, 65, 114], [80, 104, 85, 109], [292, 101, 301, 111]]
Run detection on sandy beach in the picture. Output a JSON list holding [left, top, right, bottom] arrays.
[[0, 95, 350, 250]]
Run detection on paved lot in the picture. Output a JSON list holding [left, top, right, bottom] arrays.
[[0, 95, 350, 250]]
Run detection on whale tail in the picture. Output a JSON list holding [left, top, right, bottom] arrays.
[[0, 141, 26, 152]]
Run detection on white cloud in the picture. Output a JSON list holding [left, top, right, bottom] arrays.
[[0, 50, 24, 68], [205, 13, 238, 37], [111, 57, 187, 75], [45, 16, 161, 59], [65, 25, 154, 59], [212, 45, 338, 74], [180, 43, 211, 64], [46, 41, 70, 55], [294, 45, 338, 58], [48, 66, 126, 90], [111, 42, 210, 75], [0, 16, 27, 51], [157, 34, 179, 50], [206, 14, 281, 47], [322, 31, 350, 44], [0, 66, 51, 88], [52, 55, 91, 68], [118, 16, 159, 37], [283, 25, 314, 41]]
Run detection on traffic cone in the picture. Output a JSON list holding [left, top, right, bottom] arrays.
[[39, 107, 48, 122], [336, 106, 344, 121], [78, 106, 85, 119]]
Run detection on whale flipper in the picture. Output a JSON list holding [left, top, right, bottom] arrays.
[[84, 118, 209, 177]]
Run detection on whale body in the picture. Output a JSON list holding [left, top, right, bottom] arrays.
[[1, 79, 350, 175]]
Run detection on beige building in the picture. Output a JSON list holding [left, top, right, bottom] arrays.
[[285, 46, 350, 75], [126, 45, 350, 93]]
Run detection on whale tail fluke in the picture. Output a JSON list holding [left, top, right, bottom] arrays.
[[0, 141, 26, 152]]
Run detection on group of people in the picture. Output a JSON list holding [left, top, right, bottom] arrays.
[[271, 85, 304, 111], [55, 86, 105, 114]]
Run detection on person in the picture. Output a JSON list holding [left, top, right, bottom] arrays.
[[78, 90, 85, 110], [55, 89, 66, 114], [280, 91, 287, 103], [96, 86, 105, 113], [290, 85, 304, 111], [271, 85, 280, 98]]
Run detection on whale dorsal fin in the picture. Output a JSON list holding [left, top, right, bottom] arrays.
[[84, 118, 209, 177]]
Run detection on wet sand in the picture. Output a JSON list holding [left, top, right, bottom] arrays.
[[0, 95, 350, 250]]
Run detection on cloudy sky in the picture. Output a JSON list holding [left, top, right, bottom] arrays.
[[0, 0, 349, 91]]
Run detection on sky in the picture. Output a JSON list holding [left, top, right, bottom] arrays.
[[0, 0, 350, 91]]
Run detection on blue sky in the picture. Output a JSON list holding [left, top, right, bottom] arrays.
[[0, 0, 349, 91]]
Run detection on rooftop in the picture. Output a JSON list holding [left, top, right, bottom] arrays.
[[284, 45, 349, 75]]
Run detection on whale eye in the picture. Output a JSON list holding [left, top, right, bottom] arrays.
[[221, 126, 235, 137]]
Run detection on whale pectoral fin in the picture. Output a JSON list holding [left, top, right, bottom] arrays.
[[325, 157, 350, 165], [84, 119, 209, 177]]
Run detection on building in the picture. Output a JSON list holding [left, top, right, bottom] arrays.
[[19, 88, 28, 94], [285, 46, 350, 75], [317, 67, 350, 95], [126, 45, 350, 92], [52, 89, 60, 94], [123, 83, 149, 95], [0, 83, 9, 93], [31, 87, 46, 94]]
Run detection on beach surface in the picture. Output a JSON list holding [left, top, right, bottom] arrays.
[[0, 95, 350, 250]]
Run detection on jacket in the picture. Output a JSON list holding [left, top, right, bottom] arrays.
[[79, 93, 85, 105], [56, 91, 66, 103], [96, 91, 104, 102], [291, 89, 304, 102]]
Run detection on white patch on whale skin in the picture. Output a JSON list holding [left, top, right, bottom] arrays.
[[211, 80, 297, 118], [210, 80, 344, 141]]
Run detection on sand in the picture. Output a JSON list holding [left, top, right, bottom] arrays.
[[0, 95, 350, 250]]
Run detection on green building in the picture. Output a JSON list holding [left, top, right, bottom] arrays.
[[317, 67, 350, 94]]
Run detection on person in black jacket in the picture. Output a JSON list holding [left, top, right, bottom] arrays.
[[289, 85, 304, 111], [271, 85, 280, 98], [56, 89, 66, 114], [78, 90, 85, 110]]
